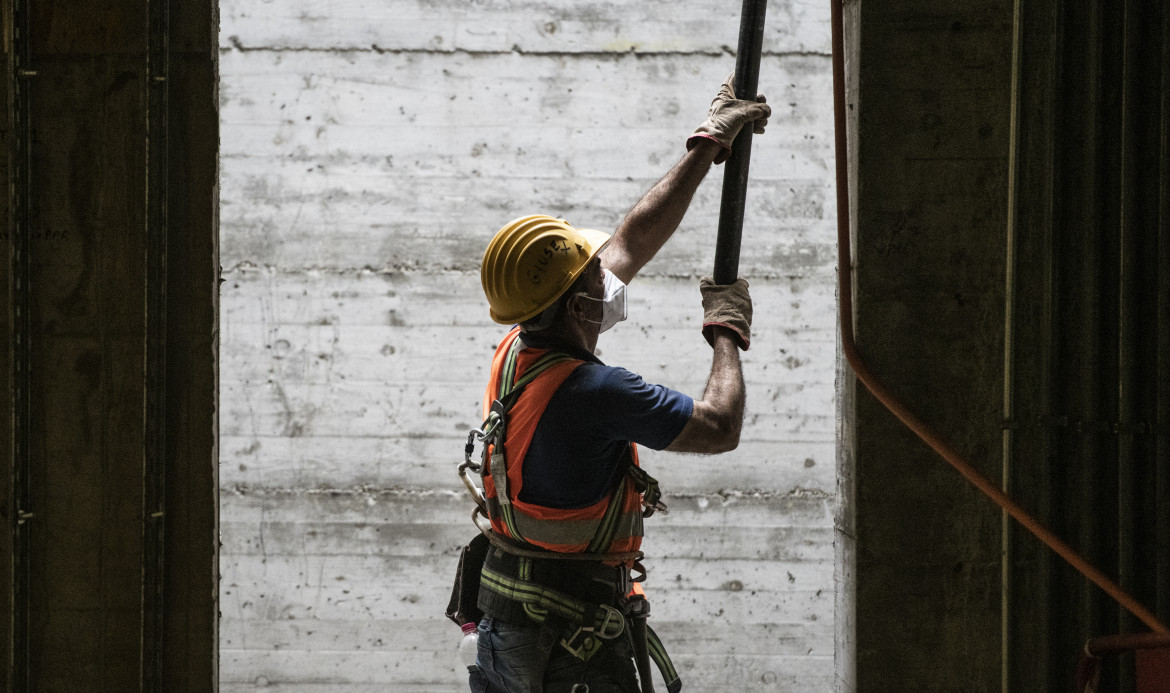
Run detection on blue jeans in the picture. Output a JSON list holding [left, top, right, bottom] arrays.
[[469, 617, 640, 693]]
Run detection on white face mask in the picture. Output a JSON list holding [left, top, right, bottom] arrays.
[[575, 268, 627, 333]]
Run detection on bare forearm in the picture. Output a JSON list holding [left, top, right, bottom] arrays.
[[666, 330, 745, 454], [700, 332, 746, 438], [601, 140, 721, 283]]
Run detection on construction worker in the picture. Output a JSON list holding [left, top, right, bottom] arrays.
[[469, 76, 769, 693]]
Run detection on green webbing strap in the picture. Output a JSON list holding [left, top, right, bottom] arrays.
[[646, 624, 682, 693], [518, 556, 548, 623], [499, 338, 574, 400], [482, 557, 682, 690], [489, 336, 576, 539], [586, 463, 628, 553], [480, 561, 624, 638], [482, 556, 680, 690]]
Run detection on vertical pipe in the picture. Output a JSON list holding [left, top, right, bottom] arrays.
[[9, 0, 33, 688], [1002, 1, 1024, 690], [713, 0, 768, 285], [1157, 0, 1170, 626], [143, 0, 170, 688], [1040, 3, 1068, 687], [1115, 2, 1141, 691], [1072, 0, 1111, 651]]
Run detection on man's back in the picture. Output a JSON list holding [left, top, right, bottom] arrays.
[[520, 338, 692, 509]]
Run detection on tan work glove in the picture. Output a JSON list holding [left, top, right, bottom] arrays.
[[700, 276, 752, 350], [687, 74, 771, 165]]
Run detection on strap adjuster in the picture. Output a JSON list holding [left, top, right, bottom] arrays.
[[559, 603, 625, 658]]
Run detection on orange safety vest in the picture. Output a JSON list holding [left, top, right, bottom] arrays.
[[481, 327, 645, 557]]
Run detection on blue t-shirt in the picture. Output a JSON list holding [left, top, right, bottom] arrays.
[[515, 334, 694, 510]]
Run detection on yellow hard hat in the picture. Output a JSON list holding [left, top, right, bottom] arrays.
[[481, 214, 611, 324]]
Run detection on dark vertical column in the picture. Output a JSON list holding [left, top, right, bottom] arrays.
[[1131, 0, 1170, 664], [1158, 0, 1170, 631], [143, 0, 170, 688], [1115, 0, 1139, 686], [850, 2, 1013, 691], [28, 3, 150, 688], [1010, 0, 1168, 690], [2, 1, 217, 689], [1007, 0, 1060, 688], [160, 0, 219, 689], [4, 0, 35, 689], [1114, 1, 1168, 690]]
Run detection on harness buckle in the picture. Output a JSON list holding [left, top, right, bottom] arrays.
[[559, 603, 626, 659], [594, 603, 626, 639], [559, 627, 594, 660]]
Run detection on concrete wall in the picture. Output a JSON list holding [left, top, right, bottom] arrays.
[[218, 2, 840, 690], [848, 2, 1013, 691]]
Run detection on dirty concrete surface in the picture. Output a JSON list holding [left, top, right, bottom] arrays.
[[218, 1, 838, 690]]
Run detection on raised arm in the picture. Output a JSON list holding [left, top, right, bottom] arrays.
[[666, 329, 745, 453], [600, 76, 770, 285], [600, 141, 720, 285], [666, 277, 753, 454]]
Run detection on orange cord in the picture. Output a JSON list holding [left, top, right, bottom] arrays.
[[829, 0, 1169, 636]]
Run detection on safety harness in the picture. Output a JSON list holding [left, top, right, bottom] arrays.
[[458, 333, 682, 693]]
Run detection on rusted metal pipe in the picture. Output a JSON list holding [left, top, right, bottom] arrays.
[[1085, 632, 1170, 657], [828, 0, 1169, 636], [713, 0, 768, 284]]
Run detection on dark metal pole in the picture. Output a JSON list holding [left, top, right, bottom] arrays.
[[713, 0, 768, 285]]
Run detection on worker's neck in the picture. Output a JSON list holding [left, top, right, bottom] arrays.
[[523, 321, 597, 355]]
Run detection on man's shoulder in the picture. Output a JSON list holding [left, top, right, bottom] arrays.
[[563, 361, 642, 390]]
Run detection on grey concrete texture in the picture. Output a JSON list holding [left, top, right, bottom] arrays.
[[846, 1, 1014, 691], [219, 1, 840, 690]]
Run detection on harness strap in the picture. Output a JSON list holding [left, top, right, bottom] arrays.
[[474, 333, 681, 690], [487, 337, 577, 536], [646, 624, 682, 693], [484, 333, 667, 550], [480, 561, 626, 641], [479, 554, 681, 693], [473, 506, 645, 564]]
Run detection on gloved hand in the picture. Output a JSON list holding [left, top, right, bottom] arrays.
[[700, 276, 752, 350], [687, 74, 771, 165]]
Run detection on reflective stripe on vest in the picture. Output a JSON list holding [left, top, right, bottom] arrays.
[[481, 328, 645, 557]]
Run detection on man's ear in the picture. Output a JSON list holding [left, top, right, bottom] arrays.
[[565, 293, 586, 320]]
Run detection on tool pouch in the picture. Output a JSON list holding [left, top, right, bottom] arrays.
[[445, 532, 490, 627]]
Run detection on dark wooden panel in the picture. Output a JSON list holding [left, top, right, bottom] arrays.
[[26, 51, 148, 689], [1, 11, 17, 690], [32, 3, 146, 55], [160, 42, 220, 692], [5, 0, 218, 690]]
